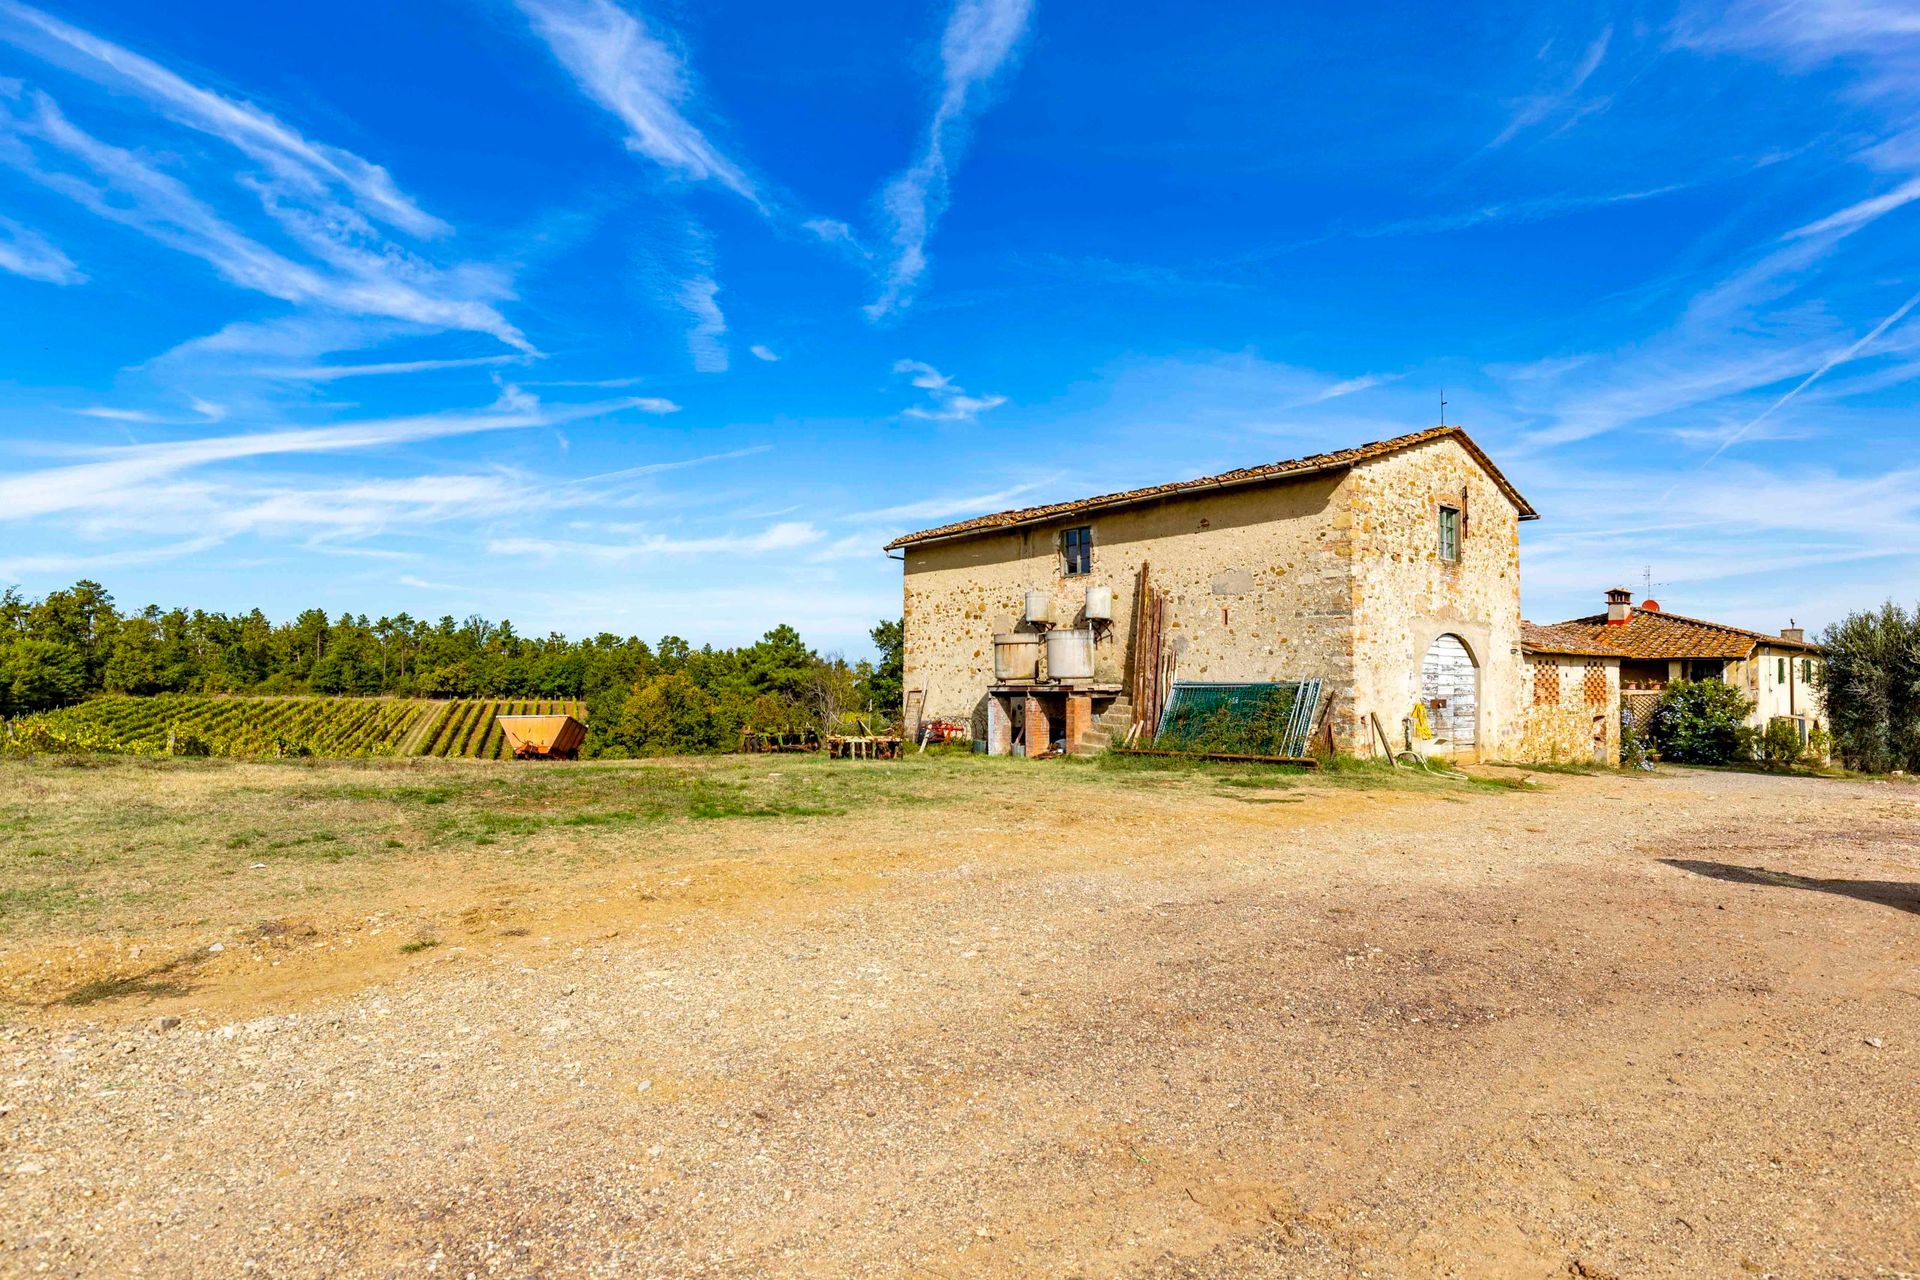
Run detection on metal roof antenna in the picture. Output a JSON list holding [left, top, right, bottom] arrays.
[[1439, 389, 1447, 427]]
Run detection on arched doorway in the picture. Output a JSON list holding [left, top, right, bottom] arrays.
[[1420, 634, 1478, 757]]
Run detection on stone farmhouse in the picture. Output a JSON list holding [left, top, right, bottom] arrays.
[[887, 426, 1534, 761], [887, 424, 1825, 765]]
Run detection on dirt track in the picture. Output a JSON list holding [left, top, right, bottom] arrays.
[[3, 762, 1918, 1278]]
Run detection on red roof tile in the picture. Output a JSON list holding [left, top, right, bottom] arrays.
[[1548, 608, 1822, 660], [884, 425, 1537, 549], [1520, 621, 1620, 658]]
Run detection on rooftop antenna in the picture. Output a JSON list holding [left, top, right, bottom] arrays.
[[1439, 389, 1448, 427], [1640, 566, 1667, 598]]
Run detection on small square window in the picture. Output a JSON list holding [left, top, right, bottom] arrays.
[[1062, 526, 1093, 576], [1438, 506, 1460, 562]]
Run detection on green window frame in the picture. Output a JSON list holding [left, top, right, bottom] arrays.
[[1778, 657, 1787, 683], [1438, 505, 1460, 562]]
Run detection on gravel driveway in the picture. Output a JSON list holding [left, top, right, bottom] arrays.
[[2, 762, 1916, 1278]]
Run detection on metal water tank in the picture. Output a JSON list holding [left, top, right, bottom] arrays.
[[1044, 627, 1095, 681], [1023, 591, 1053, 624], [992, 632, 1041, 681], [1084, 585, 1113, 621]]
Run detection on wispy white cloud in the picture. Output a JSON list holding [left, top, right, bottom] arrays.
[[867, 0, 1035, 318], [1692, 285, 1920, 471], [1297, 373, 1401, 405], [489, 520, 822, 562], [678, 273, 728, 372], [514, 0, 757, 205], [253, 354, 534, 382], [0, 0, 447, 238], [850, 481, 1043, 523], [1519, 459, 1920, 630], [805, 532, 892, 563], [1486, 26, 1612, 150], [0, 212, 80, 283], [0, 87, 530, 349], [521, 374, 651, 388], [0, 394, 668, 524], [1348, 184, 1686, 240], [1784, 175, 1920, 240], [893, 358, 1007, 421], [16, 441, 750, 569], [749, 343, 779, 362], [1488, 7, 1920, 453], [73, 397, 227, 424]]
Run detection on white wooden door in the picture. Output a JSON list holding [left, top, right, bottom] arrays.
[[1421, 634, 1477, 751]]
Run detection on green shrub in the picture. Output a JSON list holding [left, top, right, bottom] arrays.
[[1805, 725, 1833, 764], [1757, 718, 1803, 770], [1649, 679, 1755, 765], [612, 673, 728, 755]]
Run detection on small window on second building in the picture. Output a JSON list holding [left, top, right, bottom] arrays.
[[1438, 505, 1461, 562], [1062, 525, 1093, 576]]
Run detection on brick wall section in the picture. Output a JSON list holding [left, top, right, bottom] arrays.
[[1065, 693, 1093, 755], [987, 695, 1013, 756], [1023, 695, 1054, 756], [1519, 654, 1621, 764]]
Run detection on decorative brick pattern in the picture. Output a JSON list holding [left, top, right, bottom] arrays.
[[1583, 661, 1608, 706], [1534, 663, 1561, 707]]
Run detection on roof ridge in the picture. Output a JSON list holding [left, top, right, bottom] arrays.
[[885, 425, 1536, 549], [1552, 608, 1821, 657]]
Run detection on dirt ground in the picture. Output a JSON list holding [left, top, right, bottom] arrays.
[[1, 755, 1917, 1278]]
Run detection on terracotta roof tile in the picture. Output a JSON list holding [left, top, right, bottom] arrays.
[[884, 425, 1537, 549], [1547, 608, 1823, 661], [1520, 621, 1619, 657]]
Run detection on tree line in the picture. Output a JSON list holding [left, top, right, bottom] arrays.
[[0, 581, 904, 756], [1819, 603, 1920, 774]]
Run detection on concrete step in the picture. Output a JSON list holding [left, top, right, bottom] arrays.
[[1077, 730, 1111, 751]]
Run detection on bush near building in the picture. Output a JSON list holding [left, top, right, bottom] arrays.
[[1648, 679, 1755, 765]]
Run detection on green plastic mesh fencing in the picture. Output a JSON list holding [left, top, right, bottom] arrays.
[[1153, 680, 1322, 757]]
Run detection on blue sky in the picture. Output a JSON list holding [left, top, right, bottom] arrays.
[[1, 0, 1916, 654]]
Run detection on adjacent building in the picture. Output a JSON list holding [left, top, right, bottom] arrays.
[[1544, 591, 1825, 741]]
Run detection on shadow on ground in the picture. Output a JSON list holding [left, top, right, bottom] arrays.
[[1662, 859, 1920, 917]]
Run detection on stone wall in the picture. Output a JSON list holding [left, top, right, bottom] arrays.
[[898, 435, 1529, 757], [1342, 439, 1527, 760], [899, 472, 1357, 733], [1519, 653, 1620, 765]]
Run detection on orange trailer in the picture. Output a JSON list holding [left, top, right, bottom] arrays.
[[496, 714, 586, 760]]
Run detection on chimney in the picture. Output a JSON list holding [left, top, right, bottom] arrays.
[[1605, 587, 1634, 625], [1781, 626, 1804, 644]]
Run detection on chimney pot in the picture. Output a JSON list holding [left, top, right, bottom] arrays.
[[1605, 587, 1634, 624], [1780, 626, 1805, 643]]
